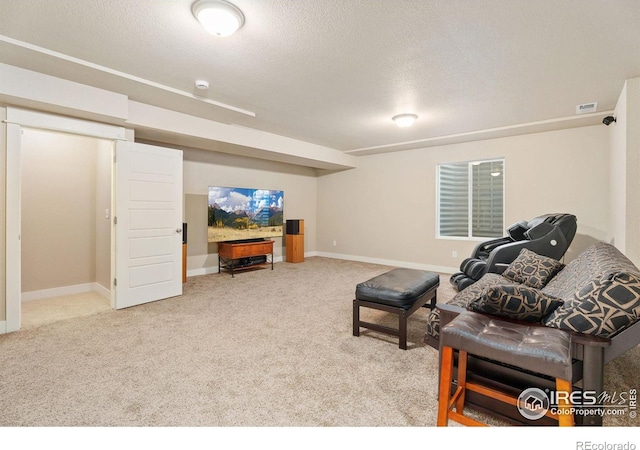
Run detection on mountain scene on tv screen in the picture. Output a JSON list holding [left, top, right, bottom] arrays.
[[208, 187, 284, 242]]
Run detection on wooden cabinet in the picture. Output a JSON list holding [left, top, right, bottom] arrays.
[[218, 240, 274, 277], [286, 235, 304, 263], [286, 219, 304, 263]]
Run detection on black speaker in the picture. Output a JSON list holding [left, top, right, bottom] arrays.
[[182, 223, 188, 244], [286, 219, 303, 235]]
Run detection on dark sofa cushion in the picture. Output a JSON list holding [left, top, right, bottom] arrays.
[[468, 285, 564, 322], [544, 271, 640, 337], [502, 248, 564, 289], [355, 268, 440, 309], [426, 273, 518, 340]]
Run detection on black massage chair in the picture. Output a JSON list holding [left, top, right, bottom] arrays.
[[449, 213, 577, 292]]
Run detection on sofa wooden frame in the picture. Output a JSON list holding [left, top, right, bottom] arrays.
[[430, 303, 640, 426]]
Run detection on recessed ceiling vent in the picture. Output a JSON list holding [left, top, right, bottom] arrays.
[[576, 102, 598, 114]]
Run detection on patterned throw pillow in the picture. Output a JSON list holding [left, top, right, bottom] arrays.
[[502, 248, 564, 289], [543, 272, 640, 337], [468, 285, 564, 322]]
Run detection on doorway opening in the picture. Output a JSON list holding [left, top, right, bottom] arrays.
[[20, 128, 114, 329], [4, 107, 184, 334]]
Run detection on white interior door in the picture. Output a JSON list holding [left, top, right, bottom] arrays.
[[115, 141, 183, 309]]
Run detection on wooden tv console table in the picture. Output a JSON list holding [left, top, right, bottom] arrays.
[[218, 240, 274, 277]]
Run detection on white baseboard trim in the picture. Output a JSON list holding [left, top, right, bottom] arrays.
[[187, 266, 220, 277], [0, 320, 6, 334], [314, 251, 458, 274], [93, 283, 111, 300], [21, 282, 111, 302], [187, 252, 457, 277]]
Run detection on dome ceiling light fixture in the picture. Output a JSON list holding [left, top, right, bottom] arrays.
[[392, 113, 418, 128], [490, 160, 502, 177], [192, 0, 245, 37]]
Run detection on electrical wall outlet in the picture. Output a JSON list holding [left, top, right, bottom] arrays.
[[332, 240, 337, 247], [452, 251, 457, 258]]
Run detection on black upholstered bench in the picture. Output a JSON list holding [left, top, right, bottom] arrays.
[[353, 268, 440, 349]]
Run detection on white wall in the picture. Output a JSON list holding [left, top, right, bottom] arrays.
[[317, 125, 610, 272], [181, 148, 318, 275]]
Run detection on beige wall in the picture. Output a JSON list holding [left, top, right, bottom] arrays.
[[95, 141, 113, 289], [2, 76, 640, 327], [610, 82, 628, 253], [0, 108, 6, 321], [317, 125, 610, 272], [182, 148, 318, 274], [627, 78, 640, 265], [610, 77, 640, 265], [21, 129, 111, 293]]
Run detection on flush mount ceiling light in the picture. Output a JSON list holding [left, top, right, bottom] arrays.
[[392, 113, 418, 128], [192, 0, 245, 37]]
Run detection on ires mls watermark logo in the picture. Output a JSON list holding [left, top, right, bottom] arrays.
[[517, 388, 550, 420], [517, 387, 637, 420]]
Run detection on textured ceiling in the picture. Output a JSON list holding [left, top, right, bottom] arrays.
[[0, 0, 639, 155]]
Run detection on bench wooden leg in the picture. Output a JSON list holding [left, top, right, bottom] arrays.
[[556, 378, 574, 426], [437, 345, 455, 426], [456, 350, 468, 413], [399, 311, 407, 350], [438, 345, 574, 427], [352, 299, 360, 337]]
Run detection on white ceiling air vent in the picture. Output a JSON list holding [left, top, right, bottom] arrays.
[[576, 102, 598, 114]]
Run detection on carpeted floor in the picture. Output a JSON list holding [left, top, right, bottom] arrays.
[[0, 257, 638, 429], [21, 291, 111, 329]]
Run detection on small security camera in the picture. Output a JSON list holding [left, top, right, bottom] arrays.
[[603, 116, 616, 126]]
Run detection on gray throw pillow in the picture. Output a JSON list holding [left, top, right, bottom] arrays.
[[544, 272, 640, 337], [468, 285, 564, 322], [502, 248, 564, 289]]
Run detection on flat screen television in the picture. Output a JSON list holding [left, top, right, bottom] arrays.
[[208, 186, 284, 243]]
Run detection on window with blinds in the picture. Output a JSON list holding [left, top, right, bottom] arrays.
[[437, 159, 504, 239]]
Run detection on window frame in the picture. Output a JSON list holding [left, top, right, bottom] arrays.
[[436, 157, 505, 240]]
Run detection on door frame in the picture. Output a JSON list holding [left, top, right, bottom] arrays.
[[3, 107, 127, 333]]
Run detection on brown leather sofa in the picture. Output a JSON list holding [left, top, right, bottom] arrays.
[[425, 242, 640, 425]]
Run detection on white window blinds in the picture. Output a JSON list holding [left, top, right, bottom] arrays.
[[438, 159, 504, 238]]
